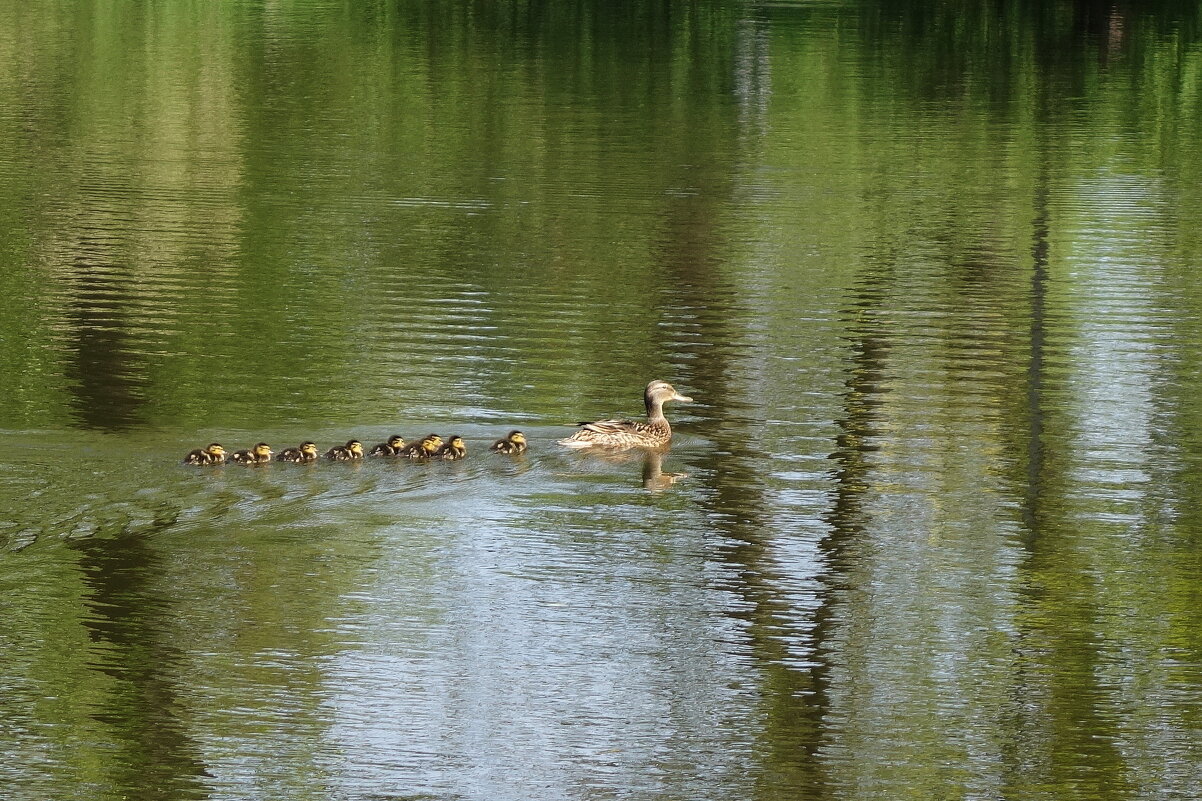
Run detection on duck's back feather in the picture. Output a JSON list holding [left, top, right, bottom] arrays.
[[582, 419, 639, 435], [559, 419, 670, 449]]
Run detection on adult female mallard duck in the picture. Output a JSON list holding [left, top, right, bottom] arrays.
[[369, 435, 406, 456], [490, 430, 528, 454], [558, 380, 693, 450], [184, 443, 226, 465], [399, 434, 442, 458], [230, 442, 273, 464], [277, 442, 319, 462], [326, 440, 365, 461], [435, 435, 467, 460]]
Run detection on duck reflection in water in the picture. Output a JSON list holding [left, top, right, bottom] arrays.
[[570, 446, 688, 492], [641, 449, 687, 491]]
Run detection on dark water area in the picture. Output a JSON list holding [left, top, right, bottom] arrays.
[[3, 1, 1202, 799]]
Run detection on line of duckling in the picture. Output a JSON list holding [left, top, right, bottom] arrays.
[[184, 431, 527, 465]]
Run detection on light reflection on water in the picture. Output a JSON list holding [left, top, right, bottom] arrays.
[[2, 433, 767, 800]]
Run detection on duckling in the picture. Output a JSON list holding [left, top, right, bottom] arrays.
[[490, 430, 528, 454], [326, 440, 365, 461], [399, 434, 443, 458], [558, 380, 693, 450], [277, 441, 320, 463], [435, 435, 467, 460], [230, 442, 273, 464], [184, 442, 226, 465], [369, 435, 406, 456]]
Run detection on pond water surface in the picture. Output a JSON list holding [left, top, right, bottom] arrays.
[[3, 1, 1202, 800]]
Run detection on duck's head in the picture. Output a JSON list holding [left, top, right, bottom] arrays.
[[646, 380, 693, 406], [448, 435, 466, 450], [347, 440, 364, 457], [300, 442, 319, 457], [387, 435, 405, 449], [422, 434, 443, 454], [508, 431, 527, 446], [205, 443, 226, 456], [253, 442, 273, 459]]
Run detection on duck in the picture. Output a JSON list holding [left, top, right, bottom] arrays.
[[326, 440, 365, 461], [558, 380, 693, 450], [490, 430, 528, 454], [230, 442, 273, 464], [399, 434, 443, 458], [435, 435, 467, 460], [184, 442, 226, 465], [369, 435, 406, 456], [277, 441, 320, 462]]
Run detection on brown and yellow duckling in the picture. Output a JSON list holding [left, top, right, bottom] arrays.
[[184, 442, 226, 465], [399, 434, 443, 459], [558, 380, 693, 450], [490, 430, 528, 454], [369, 435, 406, 456], [326, 440, 365, 461], [277, 441, 320, 463], [230, 442, 273, 464], [435, 435, 467, 460]]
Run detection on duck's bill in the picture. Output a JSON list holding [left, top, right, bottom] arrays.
[[674, 393, 694, 403]]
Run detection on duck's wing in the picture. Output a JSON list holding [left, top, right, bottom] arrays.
[[577, 418, 638, 435], [558, 418, 640, 447]]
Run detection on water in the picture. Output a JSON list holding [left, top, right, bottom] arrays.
[[3, 1, 1202, 799]]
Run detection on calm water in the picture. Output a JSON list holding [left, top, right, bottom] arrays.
[[3, 1, 1202, 799]]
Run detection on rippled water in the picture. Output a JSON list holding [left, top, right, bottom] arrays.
[[3, 1, 1202, 799]]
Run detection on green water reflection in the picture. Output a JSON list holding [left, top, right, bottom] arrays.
[[3, 1, 1202, 799]]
